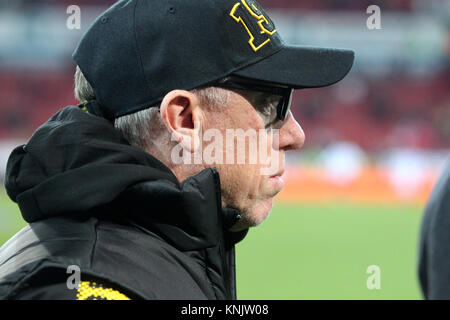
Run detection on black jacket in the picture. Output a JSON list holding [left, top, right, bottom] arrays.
[[0, 106, 247, 300], [418, 161, 450, 300]]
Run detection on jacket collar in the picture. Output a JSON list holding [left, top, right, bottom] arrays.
[[112, 166, 248, 252]]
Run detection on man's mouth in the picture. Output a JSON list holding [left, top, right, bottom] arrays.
[[270, 168, 285, 178], [269, 169, 285, 192]]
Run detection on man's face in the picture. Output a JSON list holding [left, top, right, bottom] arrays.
[[202, 89, 305, 231]]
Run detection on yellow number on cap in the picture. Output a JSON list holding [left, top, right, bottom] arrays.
[[230, 0, 277, 52]]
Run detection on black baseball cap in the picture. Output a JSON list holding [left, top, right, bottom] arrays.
[[73, 0, 354, 120]]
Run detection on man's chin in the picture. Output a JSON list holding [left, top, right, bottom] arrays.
[[229, 198, 274, 232]]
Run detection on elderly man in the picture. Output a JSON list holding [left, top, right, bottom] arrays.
[[0, 0, 353, 299]]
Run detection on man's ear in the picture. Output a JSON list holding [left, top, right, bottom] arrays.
[[159, 90, 203, 153]]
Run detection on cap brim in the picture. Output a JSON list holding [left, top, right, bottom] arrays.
[[234, 45, 355, 89]]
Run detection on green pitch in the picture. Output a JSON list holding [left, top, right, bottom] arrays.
[[236, 201, 424, 299], [0, 187, 27, 246], [0, 187, 424, 299]]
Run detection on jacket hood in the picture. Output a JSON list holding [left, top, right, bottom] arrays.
[[5, 106, 246, 251]]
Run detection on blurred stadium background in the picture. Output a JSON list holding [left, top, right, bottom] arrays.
[[0, 0, 449, 299]]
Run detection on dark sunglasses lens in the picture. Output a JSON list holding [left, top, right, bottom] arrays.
[[277, 89, 293, 121]]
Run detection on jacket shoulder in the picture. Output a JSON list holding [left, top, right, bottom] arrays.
[[0, 217, 99, 299], [0, 216, 212, 299]]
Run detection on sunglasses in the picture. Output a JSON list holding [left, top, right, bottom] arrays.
[[213, 77, 293, 121]]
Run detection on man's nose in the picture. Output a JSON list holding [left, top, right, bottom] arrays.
[[278, 112, 305, 151]]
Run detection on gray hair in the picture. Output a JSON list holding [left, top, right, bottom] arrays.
[[74, 65, 230, 150], [74, 66, 95, 102]]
